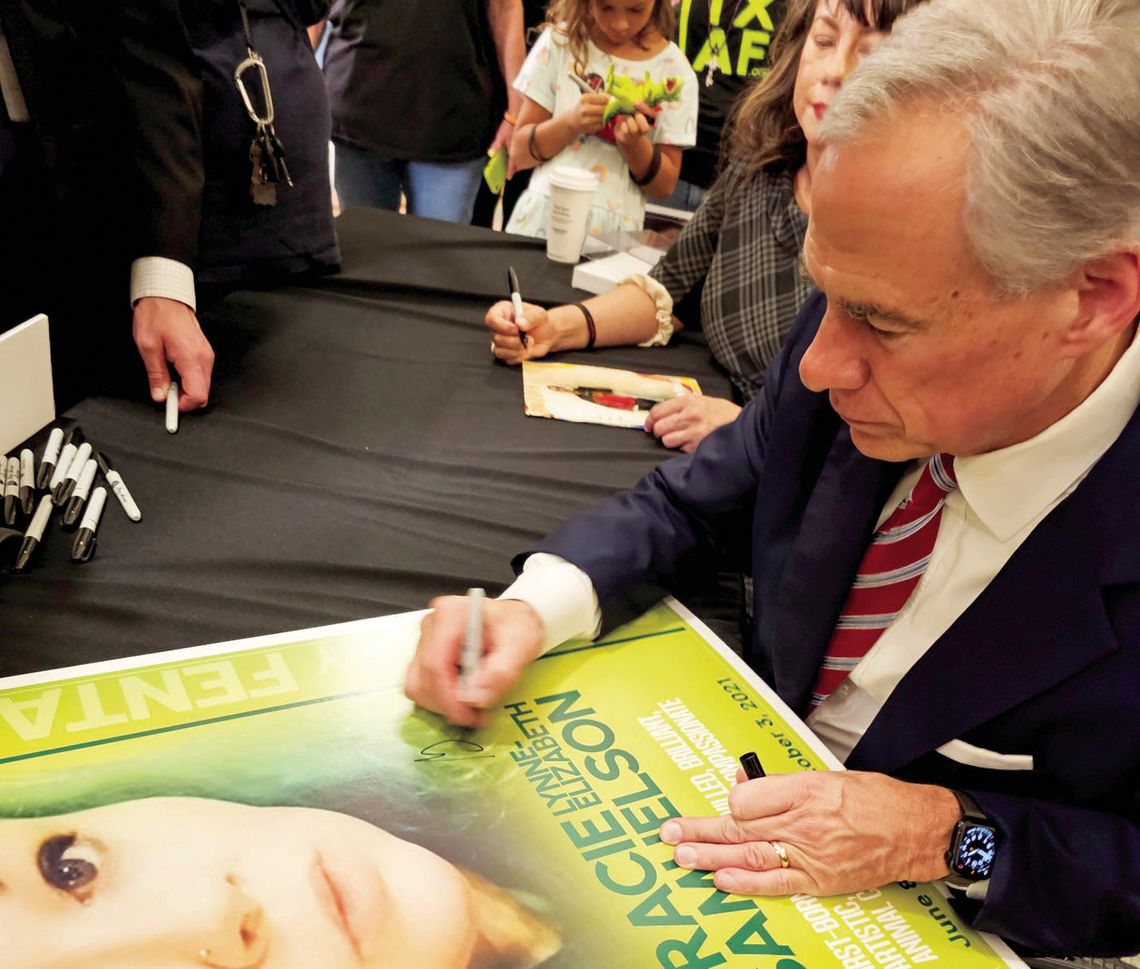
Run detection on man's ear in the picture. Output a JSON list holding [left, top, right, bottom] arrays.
[[1063, 248, 1140, 355]]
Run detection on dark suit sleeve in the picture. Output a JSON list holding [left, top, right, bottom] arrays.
[[110, 0, 204, 267], [524, 291, 826, 623], [970, 770, 1140, 955]]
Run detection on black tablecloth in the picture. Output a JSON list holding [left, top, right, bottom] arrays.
[[329, 206, 593, 306], [0, 210, 734, 674]]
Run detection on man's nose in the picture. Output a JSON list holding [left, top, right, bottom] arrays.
[[799, 305, 868, 392]]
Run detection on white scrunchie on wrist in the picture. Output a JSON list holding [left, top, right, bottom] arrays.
[[620, 273, 675, 347]]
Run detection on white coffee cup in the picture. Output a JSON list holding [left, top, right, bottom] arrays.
[[545, 167, 598, 264]]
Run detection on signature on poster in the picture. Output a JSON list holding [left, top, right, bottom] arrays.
[[417, 731, 496, 764]]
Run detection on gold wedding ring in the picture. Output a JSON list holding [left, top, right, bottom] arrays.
[[770, 840, 790, 869]]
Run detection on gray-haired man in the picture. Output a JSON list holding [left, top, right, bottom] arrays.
[[407, 0, 1140, 956]]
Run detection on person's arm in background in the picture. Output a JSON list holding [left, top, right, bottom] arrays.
[[487, 0, 527, 166], [115, 0, 213, 411], [508, 91, 610, 174], [488, 156, 741, 361], [487, 283, 661, 362], [507, 29, 609, 175], [612, 106, 683, 199]]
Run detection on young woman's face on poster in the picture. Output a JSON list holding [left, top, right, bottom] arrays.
[[0, 797, 483, 968]]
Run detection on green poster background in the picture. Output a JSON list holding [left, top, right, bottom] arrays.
[[0, 600, 1023, 968]]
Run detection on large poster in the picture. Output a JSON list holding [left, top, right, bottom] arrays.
[[0, 600, 1024, 968]]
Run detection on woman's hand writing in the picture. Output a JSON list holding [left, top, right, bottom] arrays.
[[486, 299, 552, 363]]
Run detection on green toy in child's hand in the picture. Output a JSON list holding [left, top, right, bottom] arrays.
[[600, 65, 685, 125]]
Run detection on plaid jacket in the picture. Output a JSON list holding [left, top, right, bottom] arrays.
[[650, 159, 811, 399]]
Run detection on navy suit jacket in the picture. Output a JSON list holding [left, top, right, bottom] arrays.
[[534, 293, 1140, 956]]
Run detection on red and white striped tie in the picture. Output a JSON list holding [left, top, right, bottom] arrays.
[[808, 453, 957, 711]]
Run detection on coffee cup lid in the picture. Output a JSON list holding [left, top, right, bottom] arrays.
[[548, 166, 598, 191]]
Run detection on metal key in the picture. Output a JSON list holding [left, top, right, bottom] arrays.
[[249, 137, 277, 206], [262, 124, 293, 187], [236, 47, 292, 205]]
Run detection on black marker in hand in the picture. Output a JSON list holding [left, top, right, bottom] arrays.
[[739, 751, 766, 780], [507, 266, 529, 348]]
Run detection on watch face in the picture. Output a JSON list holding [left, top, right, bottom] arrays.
[[952, 823, 997, 879]]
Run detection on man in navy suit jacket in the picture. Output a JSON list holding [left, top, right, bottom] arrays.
[[407, 0, 1140, 956]]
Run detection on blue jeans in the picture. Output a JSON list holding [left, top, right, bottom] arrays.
[[659, 177, 706, 213], [333, 142, 484, 224]]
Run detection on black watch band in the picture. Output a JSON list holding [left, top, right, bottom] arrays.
[[945, 789, 998, 883], [951, 789, 986, 822]]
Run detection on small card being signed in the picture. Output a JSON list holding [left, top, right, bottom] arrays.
[[522, 361, 701, 429]]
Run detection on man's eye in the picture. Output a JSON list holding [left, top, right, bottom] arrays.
[[866, 319, 904, 338], [846, 309, 900, 338], [37, 834, 101, 902]]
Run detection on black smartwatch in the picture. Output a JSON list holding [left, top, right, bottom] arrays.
[[945, 790, 998, 883]]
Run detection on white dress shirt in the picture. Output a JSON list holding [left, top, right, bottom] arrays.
[[0, 35, 196, 311], [504, 328, 1140, 763]]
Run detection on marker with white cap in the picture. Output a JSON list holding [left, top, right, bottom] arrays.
[[54, 440, 93, 506], [3, 456, 18, 525], [63, 458, 99, 528], [459, 587, 486, 686], [71, 486, 108, 563], [166, 382, 179, 434], [19, 449, 35, 514], [95, 451, 142, 522], [49, 428, 83, 494], [36, 427, 64, 490], [15, 494, 53, 571]]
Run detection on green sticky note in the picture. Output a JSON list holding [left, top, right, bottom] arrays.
[[483, 147, 508, 195]]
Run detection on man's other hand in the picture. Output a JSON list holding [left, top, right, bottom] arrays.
[[660, 771, 960, 897]]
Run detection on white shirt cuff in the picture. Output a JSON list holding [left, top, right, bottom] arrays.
[[965, 879, 989, 901], [130, 257, 196, 311], [499, 552, 602, 654]]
